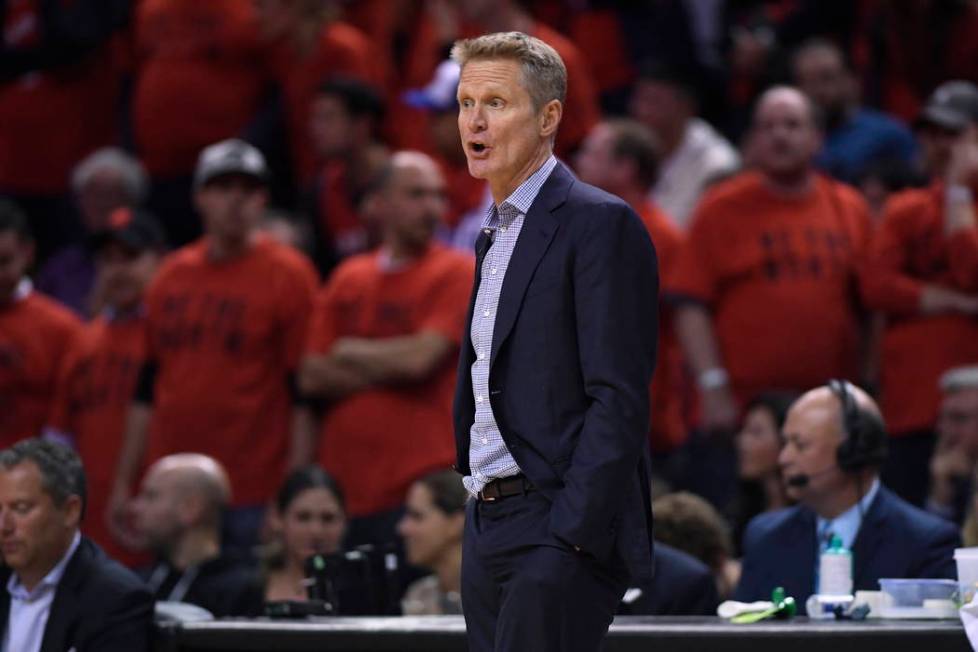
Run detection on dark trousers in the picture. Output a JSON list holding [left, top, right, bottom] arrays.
[[462, 490, 629, 652]]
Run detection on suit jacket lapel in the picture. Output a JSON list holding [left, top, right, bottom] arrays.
[[851, 488, 887, 589], [489, 164, 571, 369], [40, 539, 88, 652], [789, 509, 818, 597]]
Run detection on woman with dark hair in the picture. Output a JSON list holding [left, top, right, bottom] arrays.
[[397, 469, 467, 615], [264, 465, 348, 601], [732, 391, 797, 551]]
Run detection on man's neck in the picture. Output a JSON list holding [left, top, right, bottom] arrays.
[[433, 545, 463, 595], [168, 529, 221, 571], [490, 147, 552, 206], [811, 475, 876, 520], [763, 169, 815, 196], [660, 119, 689, 158], [207, 232, 255, 262], [381, 239, 429, 267]]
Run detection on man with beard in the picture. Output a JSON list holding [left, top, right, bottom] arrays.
[[668, 88, 872, 512], [792, 38, 917, 184], [299, 151, 473, 546]]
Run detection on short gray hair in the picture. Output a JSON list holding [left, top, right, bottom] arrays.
[[450, 31, 566, 111], [940, 366, 978, 393], [70, 147, 148, 203], [0, 438, 86, 516]]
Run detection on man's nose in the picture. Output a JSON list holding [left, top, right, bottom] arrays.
[[466, 107, 488, 132]]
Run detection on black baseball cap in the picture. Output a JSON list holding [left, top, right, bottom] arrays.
[[194, 139, 270, 189], [90, 207, 166, 252], [916, 80, 978, 132]]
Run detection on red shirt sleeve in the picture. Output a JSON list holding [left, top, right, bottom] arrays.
[[947, 226, 978, 292], [861, 197, 926, 315]]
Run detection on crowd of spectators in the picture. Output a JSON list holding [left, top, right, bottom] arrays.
[[2, 0, 978, 627]]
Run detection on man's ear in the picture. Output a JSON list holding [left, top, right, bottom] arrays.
[[539, 99, 563, 139], [62, 495, 82, 530]]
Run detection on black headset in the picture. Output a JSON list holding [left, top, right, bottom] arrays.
[[828, 379, 888, 473]]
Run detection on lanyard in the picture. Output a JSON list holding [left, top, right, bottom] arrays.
[[148, 563, 201, 603]]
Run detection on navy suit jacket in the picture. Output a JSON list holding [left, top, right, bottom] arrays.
[[734, 485, 960, 603], [453, 162, 659, 581], [0, 537, 154, 652], [619, 542, 720, 616]]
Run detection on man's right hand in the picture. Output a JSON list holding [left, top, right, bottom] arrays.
[[701, 384, 740, 432]]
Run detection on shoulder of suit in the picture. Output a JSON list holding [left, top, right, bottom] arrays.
[[743, 504, 805, 543], [654, 542, 713, 581], [70, 539, 151, 601], [873, 486, 959, 540]]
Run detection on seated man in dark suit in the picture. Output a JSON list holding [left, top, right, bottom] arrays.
[[0, 438, 153, 652], [619, 541, 720, 616], [130, 453, 263, 617], [735, 381, 960, 607]]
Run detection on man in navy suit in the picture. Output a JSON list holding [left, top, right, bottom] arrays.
[[0, 438, 153, 652], [735, 382, 960, 607], [451, 32, 659, 651]]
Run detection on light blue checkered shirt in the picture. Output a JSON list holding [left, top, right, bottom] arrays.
[[463, 155, 558, 495]]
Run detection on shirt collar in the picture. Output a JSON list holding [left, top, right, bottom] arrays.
[[816, 477, 880, 550], [481, 155, 559, 229], [7, 531, 81, 601]]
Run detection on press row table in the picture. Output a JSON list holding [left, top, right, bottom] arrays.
[[155, 615, 971, 652]]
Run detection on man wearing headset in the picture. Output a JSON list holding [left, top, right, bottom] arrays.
[[734, 381, 959, 605]]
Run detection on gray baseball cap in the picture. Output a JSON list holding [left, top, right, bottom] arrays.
[[916, 81, 978, 132], [194, 139, 270, 189]]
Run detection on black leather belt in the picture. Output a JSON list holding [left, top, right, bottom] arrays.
[[478, 474, 534, 502]]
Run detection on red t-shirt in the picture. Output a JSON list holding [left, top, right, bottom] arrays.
[[144, 237, 318, 505], [668, 172, 872, 406], [0, 290, 82, 447], [0, 1, 120, 193], [48, 315, 151, 567], [305, 244, 473, 517], [132, 0, 268, 177], [862, 184, 978, 434], [638, 202, 687, 452]]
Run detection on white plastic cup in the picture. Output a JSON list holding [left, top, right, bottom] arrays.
[[955, 548, 978, 603]]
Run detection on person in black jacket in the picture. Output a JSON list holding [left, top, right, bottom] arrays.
[[131, 453, 263, 617], [619, 542, 720, 616], [0, 438, 153, 652]]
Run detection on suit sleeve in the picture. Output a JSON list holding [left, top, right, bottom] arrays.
[[84, 582, 154, 652], [548, 202, 658, 559], [912, 519, 961, 580], [732, 519, 763, 602]]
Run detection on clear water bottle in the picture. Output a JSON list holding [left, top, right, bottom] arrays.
[[818, 534, 853, 596]]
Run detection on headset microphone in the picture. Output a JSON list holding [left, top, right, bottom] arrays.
[[785, 465, 835, 488]]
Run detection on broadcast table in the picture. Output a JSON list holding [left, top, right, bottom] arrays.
[[155, 615, 971, 651]]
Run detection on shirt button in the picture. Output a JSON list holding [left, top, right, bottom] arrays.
[[481, 437, 488, 444], [483, 310, 490, 317], [476, 395, 484, 403], [478, 352, 485, 360], [491, 268, 497, 275]]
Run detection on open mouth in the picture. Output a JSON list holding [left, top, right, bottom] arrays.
[[469, 141, 489, 155]]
